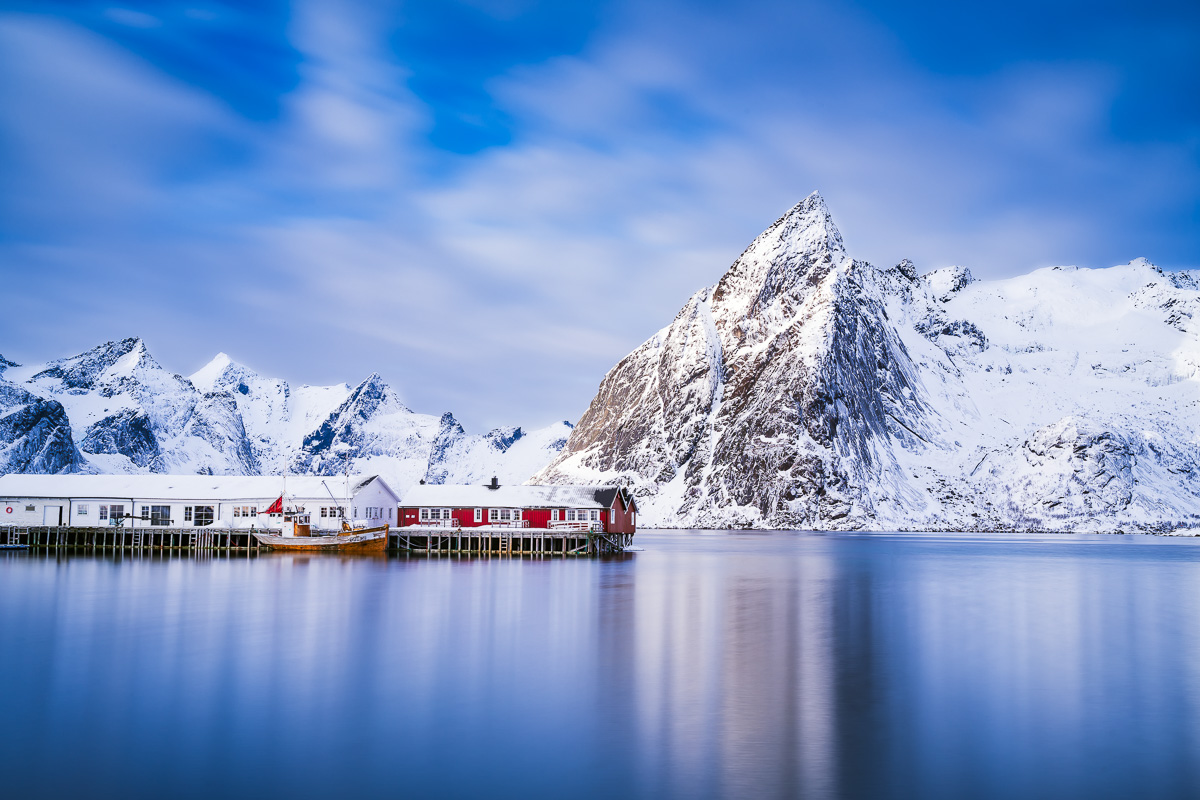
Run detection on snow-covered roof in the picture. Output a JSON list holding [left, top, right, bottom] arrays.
[[0, 474, 396, 502], [400, 483, 634, 510]]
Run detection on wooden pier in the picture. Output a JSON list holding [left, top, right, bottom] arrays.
[[1, 525, 635, 556], [389, 526, 634, 556], [1, 525, 264, 552]]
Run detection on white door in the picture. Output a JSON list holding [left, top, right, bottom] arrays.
[[43, 505, 62, 526]]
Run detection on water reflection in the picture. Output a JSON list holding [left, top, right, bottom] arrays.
[[1, 532, 1199, 799]]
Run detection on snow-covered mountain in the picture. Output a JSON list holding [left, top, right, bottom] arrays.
[[535, 192, 1200, 533], [0, 339, 571, 493]]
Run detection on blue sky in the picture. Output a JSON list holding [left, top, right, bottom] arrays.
[[1, 0, 1197, 431]]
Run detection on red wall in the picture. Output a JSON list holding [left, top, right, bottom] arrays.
[[607, 496, 636, 534], [398, 503, 635, 532]]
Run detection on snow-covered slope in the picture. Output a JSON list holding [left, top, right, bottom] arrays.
[[0, 340, 569, 492], [189, 352, 351, 472], [535, 193, 1200, 533]]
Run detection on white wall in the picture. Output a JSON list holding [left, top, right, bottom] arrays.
[[1, 481, 400, 530]]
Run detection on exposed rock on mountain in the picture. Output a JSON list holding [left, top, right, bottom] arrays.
[[535, 193, 1200, 533], [0, 381, 84, 475], [80, 409, 161, 470]]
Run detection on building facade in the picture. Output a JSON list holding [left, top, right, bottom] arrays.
[[398, 483, 637, 534], [0, 474, 399, 531]]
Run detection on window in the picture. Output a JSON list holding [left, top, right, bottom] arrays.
[[250, 506, 257, 517], [233, 506, 241, 518], [551, 509, 559, 522], [140, 506, 149, 520], [110, 504, 124, 520], [566, 509, 576, 522], [150, 505, 171, 526], [474, 508, 482, 522], [320, 507, 328, 518], [99, 505, 108, 521], [193, 506, 214, 527], [420, 508, 430, 521], [590, 510, 599, 522], [489, 508, 497, 522], [499, 508, 512, 521], [184, 507, 192, 522], [77, 503, 88, 516]]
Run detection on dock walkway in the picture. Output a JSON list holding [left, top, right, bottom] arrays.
[[1, 525, 634, 556], [393, 525, 633, 556]]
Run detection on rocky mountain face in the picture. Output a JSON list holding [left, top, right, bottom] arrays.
[[535, 192, 1200, 533], [0, 339, 570, 492]]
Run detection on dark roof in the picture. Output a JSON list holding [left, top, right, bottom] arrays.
[[593, 486, 637, 512]]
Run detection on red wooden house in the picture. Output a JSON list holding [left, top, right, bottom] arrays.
[[398, 480, 637, 534]]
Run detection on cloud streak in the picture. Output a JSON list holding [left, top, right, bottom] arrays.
[[0, 0, 1196, 431]]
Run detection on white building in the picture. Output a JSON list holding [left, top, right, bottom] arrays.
[[0, 474, 400, 530]]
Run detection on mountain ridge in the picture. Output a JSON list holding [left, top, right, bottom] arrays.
[[535, 193, 1200, 533], [0, 340, 570, 494]]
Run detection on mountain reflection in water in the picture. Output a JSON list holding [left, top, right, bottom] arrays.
[[1, 531, 1198, 799]]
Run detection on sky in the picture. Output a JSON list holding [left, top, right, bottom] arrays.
[[1, 0, 1197, 432]]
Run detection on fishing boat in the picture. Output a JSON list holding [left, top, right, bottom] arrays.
[[252, 476, 389, 552], [252, 519, 389, 552]]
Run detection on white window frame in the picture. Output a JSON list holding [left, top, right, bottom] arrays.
[[77, 503, 88, 516], [474, 508, 482, 523], [99, 505, 108, 521]]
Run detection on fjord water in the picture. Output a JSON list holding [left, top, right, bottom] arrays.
[[1, 532, 1198, 800]]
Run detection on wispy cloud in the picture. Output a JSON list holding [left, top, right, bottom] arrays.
[[0, 0, 1196, 430]]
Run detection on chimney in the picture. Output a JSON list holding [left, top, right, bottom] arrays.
[[488, 476, 500, 490]]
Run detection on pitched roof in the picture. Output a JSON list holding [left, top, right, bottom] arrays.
[[0, 474, 396, 502], [400, 483, 633, 510]]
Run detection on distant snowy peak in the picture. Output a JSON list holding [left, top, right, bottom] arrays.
[[189, 352, 245, 393], [30, 337, 160, 391], [1, 340, 570, 490]]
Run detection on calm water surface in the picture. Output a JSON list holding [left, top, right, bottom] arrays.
[[2, 530, 1199, 799]]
